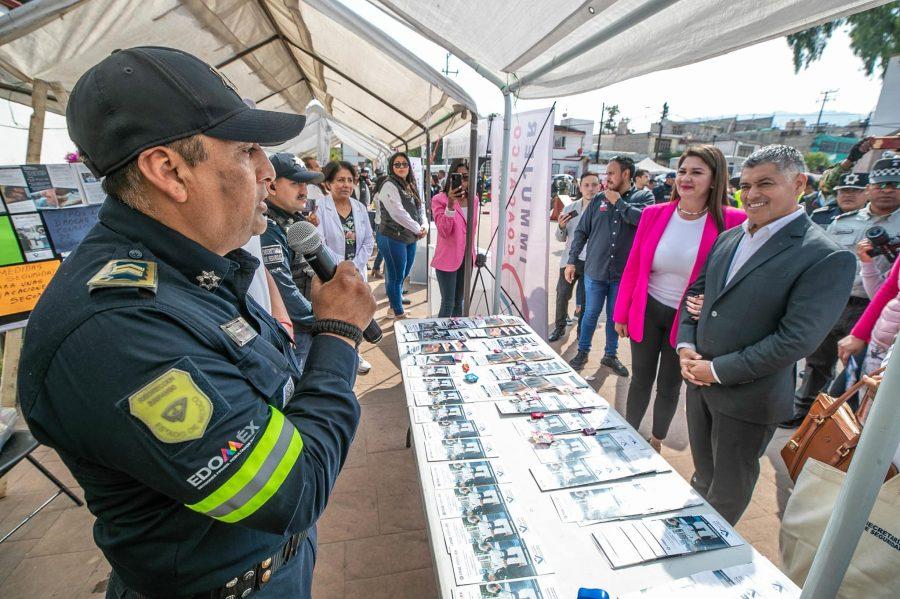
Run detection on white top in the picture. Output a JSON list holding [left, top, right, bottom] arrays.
[[648, 212, 707, 308], [316, 194, 375, 282], [726, 207, 805, 284], [375, 179, 425, 234], [241, 235, 272, 315]]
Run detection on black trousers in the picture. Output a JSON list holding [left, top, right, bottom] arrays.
[[686, 388, 776, 524], [436, 264, 466, 317], [553, 259, 585, 328], [793, 297, 868, 417], [625, 296, 682, 439]]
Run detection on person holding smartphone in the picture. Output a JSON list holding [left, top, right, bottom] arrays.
[[432, 159, 478, 317], [548, 173, 600, 341]]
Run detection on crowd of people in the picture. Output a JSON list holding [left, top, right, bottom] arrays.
[[546, 138, 899, 524]]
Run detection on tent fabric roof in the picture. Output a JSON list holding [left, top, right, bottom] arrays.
[[272, 103, 391, 164], [0, 0, 478, 148], [371, 0, 889, 100], [635, 156, 673, 174]]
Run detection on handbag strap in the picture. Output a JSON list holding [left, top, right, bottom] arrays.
[[821, 366, 886, 419]]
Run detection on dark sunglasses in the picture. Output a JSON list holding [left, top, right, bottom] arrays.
[[873, 182, 898, 190], [393, 161, 409, 168]]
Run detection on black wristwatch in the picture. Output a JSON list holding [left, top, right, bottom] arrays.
[[311, 319, 363, 348]]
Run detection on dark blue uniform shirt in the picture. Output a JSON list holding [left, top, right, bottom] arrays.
[[259, 203, 315, 332], [17, 197, 360, 596]]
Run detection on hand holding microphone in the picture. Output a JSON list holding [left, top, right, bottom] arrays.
[[286, 221, 381, 343]]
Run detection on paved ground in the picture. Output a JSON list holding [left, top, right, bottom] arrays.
[[0, 224, 796, 598]]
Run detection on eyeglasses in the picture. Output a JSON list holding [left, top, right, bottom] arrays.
[[874, 182, 898, 190], [393, 161, 409, 168]]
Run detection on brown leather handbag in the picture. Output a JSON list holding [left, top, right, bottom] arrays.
[[781, 367, 898, 482]]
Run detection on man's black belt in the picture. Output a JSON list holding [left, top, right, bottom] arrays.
[[109, 530, 308, 599], [848, 295, 870, 306]]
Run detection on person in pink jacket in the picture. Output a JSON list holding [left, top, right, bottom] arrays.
[[839, 257, 900, 377], [614, 145, 746, 451], [431, 159, 477, 317]]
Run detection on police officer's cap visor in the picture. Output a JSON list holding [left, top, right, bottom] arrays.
[[204, 108, 306, 147]]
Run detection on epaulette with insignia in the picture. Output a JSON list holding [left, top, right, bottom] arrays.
[[832, 209, 861, 220], [88, 259, 158, 293]]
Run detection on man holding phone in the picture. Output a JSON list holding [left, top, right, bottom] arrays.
[[549, 173, 601, 342], [260, 153, 324, 370]]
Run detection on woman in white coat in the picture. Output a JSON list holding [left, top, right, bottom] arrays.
[[318, 160, 375, 373]]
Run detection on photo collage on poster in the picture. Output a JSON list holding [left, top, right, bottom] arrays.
[[0, 163, 105, 329]]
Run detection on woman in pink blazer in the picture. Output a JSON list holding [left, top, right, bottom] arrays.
[[613, 145, 746, 451], [431, 160, 478, 316]]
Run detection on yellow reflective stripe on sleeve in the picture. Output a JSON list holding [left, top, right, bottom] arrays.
[[186, 408, 302, 521], [215, 428, 303, 523]]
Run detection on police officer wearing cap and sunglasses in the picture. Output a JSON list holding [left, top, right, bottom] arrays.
[[17, 47, 375, 598]]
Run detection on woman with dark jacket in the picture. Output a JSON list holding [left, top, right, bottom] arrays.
[[374, 151, 426, 318]]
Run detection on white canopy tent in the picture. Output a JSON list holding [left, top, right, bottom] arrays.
[[0, 0, 478, 150], [272, 103, 392, 166], [635, 156, 673, 175]]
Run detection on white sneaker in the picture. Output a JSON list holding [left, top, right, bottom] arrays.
[[357, 354, 372, 374]]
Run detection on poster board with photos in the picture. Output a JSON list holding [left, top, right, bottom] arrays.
[[0, 163, 104, 331]]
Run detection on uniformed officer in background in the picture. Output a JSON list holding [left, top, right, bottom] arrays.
[[17, 46, 375, 599], [810, 171, 869, 227], [260, 153, 322, 372], [785, 156, 900, 427]]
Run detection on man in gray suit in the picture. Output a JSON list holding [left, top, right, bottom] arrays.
[[676, 145, 856, 524]]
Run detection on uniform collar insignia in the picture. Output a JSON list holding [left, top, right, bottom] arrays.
[[196, 270, 222, 291]]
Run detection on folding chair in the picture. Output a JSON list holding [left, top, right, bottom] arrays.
[[0, 430, 84, 544]]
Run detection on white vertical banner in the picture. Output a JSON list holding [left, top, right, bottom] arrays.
[[408, 156, 425, 202], [490, 106, 554, 337]]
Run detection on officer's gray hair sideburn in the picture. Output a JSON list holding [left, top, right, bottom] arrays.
[[743, 145, 806, 179], [102, 135, 208, 214]]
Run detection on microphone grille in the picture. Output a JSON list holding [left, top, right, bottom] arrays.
[[286, 220, 322, 255]]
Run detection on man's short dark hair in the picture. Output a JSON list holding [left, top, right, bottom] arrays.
[[581, 171, 601, 182], [102, 135, 208, 214], [609, 156, 635, 181], [634, 168, 649, 179]]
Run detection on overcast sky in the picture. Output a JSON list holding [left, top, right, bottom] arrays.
[[0, 2, 885, 165]]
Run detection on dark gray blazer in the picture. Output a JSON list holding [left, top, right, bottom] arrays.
[[677, 212, 856, 425]]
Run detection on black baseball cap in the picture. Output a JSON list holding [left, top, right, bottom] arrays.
[[834, 172, 869, 190], [870, 156, 900, 184], [269, 153, 324, 183], [67, 46, 307, 177], [664, 172, 675, 180]]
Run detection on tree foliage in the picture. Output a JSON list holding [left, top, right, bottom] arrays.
[[604, 105, 620, 133], [804, 151, 831, 173], [786, 3, 900, 78]]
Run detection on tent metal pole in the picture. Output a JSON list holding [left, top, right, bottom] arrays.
[[0, 0, 88, 46], [424, 128, 432, 313], [506, 0, 679, 94], [799, 350, 900, 599], [493, 91, 512, 313], [462, 112, 478, 316]]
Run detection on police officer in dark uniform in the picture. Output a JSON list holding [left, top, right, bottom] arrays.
[[810, 172, 869, 227], [652, 172, 674, 204], [17, 47, 376, 599], [260, 153, 322, 371]]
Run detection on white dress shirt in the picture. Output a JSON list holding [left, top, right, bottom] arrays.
[[681, 207, 806, 383], [726, 207, 805, 284]]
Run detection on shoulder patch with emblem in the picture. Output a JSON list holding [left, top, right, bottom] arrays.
[[128, 368, 213, 443], [261, 244, 285, 265], [88, 259, 158, 293], [832, 209, 860, 220]]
